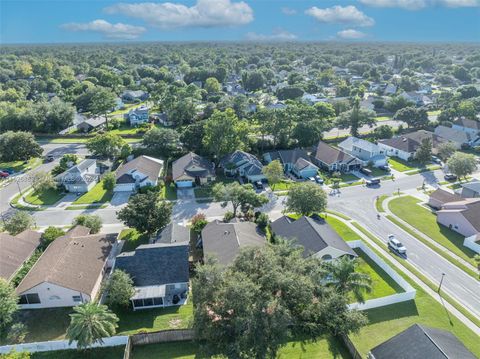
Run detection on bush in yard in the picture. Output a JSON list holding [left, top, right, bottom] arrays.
[[0, 278, 19, 329], [0, 349, 30, 359], [31, 171, 56, 194], [102, 172, 116, 191], [191, 213, 208, 233], [4, 211, 34, 235], [41, 226, 65, 247], [255, 212, 269, 230], [223, 211, 234, 222], [7, 323, 28, 344], [103, 270, 135, 308], [73, 214, 102, 234]]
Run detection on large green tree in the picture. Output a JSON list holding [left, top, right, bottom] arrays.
[[262, 160, 284, 190], [203, 109, 249, 161], [212, 182, 268, 217], [0, 278, 18, 329], [4, 211, 34, 235], [336, 98, 375, 137], [73, 214, 102, 234], [88, 87, 117, 130], [414, 138, 432, 165], [286, 182, 327, 216], [86, 133, 127, 159], [103, 270, 135, 308], [0, 131, 42, 162], [142, 127, 181, 157], [193, 241, 367, 358], [447, 152, 477, 179], [393, 106, 428, 129], [117, 191, 172, 234], [66, 302, 119, 349]]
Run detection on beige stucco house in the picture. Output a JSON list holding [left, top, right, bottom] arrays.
[[436, 198, 480, 237]]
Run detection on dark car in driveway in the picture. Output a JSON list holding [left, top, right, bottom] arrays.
[[254, 181, 263, 190], [366, 179, 381, 187], [444, 173, 457, 181]]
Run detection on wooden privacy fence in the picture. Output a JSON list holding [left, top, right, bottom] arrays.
[[131, 329, 195, 346]]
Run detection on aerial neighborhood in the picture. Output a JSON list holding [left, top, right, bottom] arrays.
[[0, 33, 479, 359]]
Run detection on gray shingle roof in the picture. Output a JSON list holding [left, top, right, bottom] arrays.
[[172, 152, 215, 181], [155, 223, 190, 244], [379, 130, 447, 153], [314, 141, 357, 165], [453, 118, 480, 131], [0, 230, 42, 280], [271, 215, 356, 257], [201, 220, 266, 266], [370, 324, 476, 359], [265, 148, 310, 166], [115, 156, 163, 183], [115, 243, 189, 287]]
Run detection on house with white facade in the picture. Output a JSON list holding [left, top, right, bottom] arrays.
[[436, 198, 480, 237], [219, 150, 265, 183], [313, 141, 362, 172], [338, 137, 387, 167], [114, 156, 163, 192], [124, 105, 149, 126], [172, 152, 216, 187], [114, 242, 189, 310], [55, 159, 99, 193], [15, 226, 117, 309], [271, 215, 357, 260]]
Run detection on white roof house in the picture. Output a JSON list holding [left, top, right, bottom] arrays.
[[338, 137, 387, 167]]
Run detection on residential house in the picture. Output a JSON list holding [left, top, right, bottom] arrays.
[[114, 156, 163, 192], [313, 141, 362, 172], [114, 243, 189, 310], [338, 137, 388, 167], [378, 130, 447, 161], [0, 230, 42, 281], [153, 223, 190, 245], [201, 220, 266, 266], [55, 159, 98, 193], [219, 150, 265, 183], [464, 234, 480, 254], [15, 226, 117, 309], [452, 118, 480, 138], [77, 117, 106, 133], [436, 198, 480, 237], [428, 188, 462, 210], [399, 91, 432, 106], [266, 150, 315, 179], [124, 105, 149, 126], [271, 215, 357, 260], [383, 83, 397, 95], [152, 112, 172, 127], [368, 324, 476, 359], [172, 152, 216, 188], [434, 125, 476, 149], [121, 90, 148, 103], [459, 180, 480, 198]]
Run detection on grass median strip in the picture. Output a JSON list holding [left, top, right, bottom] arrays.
[[375, 195, 388, 213]]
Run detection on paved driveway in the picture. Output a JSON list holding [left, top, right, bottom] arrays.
[[111, 192, 131, 206], [177, 188, 195, 201]]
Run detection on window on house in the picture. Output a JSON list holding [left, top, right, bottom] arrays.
[[72, 296, 82, 302], [153, 297, 163, 306], [143, 298, 154, 307], [19, 293, 41, 304], [133, 299, 143, 308]]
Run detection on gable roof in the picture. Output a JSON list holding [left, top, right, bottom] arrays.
[[16, 226, 116, 296], [266, 148, 310, 166], [379, 130, 447, 153], [155, 223, 190, 244], [294, 157, 318, 171], [0, 230, 42, 281], [172, 152, 215, 181], [370, 324, 476, 359], [115, 156, 163, 183], [55, 159, 97, 185], [339, 136, 380, 154], [79, 117, 106, 129], [453, 118, 480, 131], [429, 188, 462, 205], [314, 141, 357, 165], [434, 125, 472, 144], [271, 215, 356, 257], [439, 198, 480, 232], [115, 243, 189, 287], [201, 220, 266, 266], [461, 180, 480, 193], [219, 151, 264, 176]]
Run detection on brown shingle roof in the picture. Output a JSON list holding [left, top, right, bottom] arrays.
[[0, 230, 42, 281], [16, 226, 116, 296], [429, 188, 462, 204], [115, 156, 163, 183], [314, 141, 356, 165], [172, 152, 215, 181], [379, 130, 447, 153]]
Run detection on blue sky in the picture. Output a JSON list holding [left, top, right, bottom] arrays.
[[1, 0, 479, 44]]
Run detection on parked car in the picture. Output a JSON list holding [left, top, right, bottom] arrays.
[[365, 179, 381, 187], [254, 181, 263, 190], [360, 168, 372, 176], [314, 175, 324, 184], [45, 155, 55, 162], [388, 235, 406, 255], [378, 165, 390, 172], [308, 177, 316, 183], [431, 155, 442, 164], [444, 173, 457, 181], [0, 171, 9, 178]]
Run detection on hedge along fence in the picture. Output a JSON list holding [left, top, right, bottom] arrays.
[[130, 329, 195, 346], [0, 336, 128, 354], [347, 240, 416, 311]]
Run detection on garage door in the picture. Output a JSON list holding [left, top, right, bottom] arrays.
[[176, 180, 193, 188]]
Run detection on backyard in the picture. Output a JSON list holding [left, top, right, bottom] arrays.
[[388, 196, 477, 267], [119, 228, 149, 252], [24, 188, 65, 205], [0, 157, 42, 173], [73, 180, 113, 204], [387, 157, 419, 172], [160, 182, 178, 200]]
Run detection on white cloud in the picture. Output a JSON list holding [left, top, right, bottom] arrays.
[[245, 29, 297, 41], [104, 0, 253, 29], [305, 5, 375, 27], [337, 29, 367, 39], [281, 7, 297, 15], [359, 0, 479, 9], [61, 19, 146, 39]]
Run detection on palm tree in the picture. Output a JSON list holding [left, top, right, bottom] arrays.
[[323, 256, 373, 303], [66, 302, 119, 349]]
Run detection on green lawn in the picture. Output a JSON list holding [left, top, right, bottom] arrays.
[[36, 137, 142, 144], [161, 182, 178, 200], [73, 180, 113, 204], [427, 110, 441, 116], [318, 169, 359, 185], [387, 157, 418, 172], [131, 335, 351, 359], [116, 299, 193, 335], [375, 195, 388, 213], [388, 196, 477, 267], [194, 176, 236, 199], [375, 116, 391, 122], [24, 188, 65, 205], [271, 180, 295, 191], [119, 228, 149, 252], [0, 158, 42, 173], [110, 101, 148, 116], [31, 346, 125, 359], [353, 248, 404, 301], [324, 215, 361, 242]]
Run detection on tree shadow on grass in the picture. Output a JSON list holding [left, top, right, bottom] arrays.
[[365, 300, 419, 325]]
